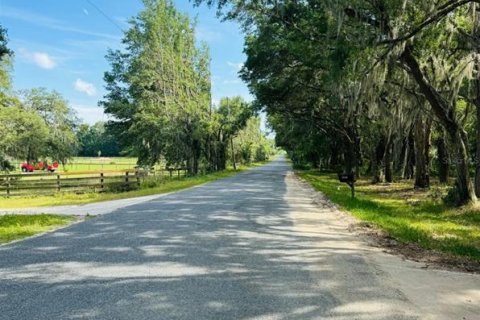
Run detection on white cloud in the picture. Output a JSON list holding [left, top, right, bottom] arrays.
[[32, 52, 56, 69], [72, 105, 106, 124], [18, 48, 57, 69], [227, 61, 243, 71], [74, 79, 97, 96]]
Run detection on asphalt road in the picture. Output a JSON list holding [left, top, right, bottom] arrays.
[[0, 157, 478, 319]]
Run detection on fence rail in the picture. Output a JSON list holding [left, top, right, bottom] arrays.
[[0, 168, 188, 197]]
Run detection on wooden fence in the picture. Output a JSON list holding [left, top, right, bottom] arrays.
[[0, 168, 188, 197]]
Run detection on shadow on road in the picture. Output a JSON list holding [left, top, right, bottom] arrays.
[[0, 158, 417, 319]]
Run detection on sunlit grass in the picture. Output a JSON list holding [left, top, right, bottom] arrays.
[[297, 171, 480, 260], [0, 214, 74, 244]]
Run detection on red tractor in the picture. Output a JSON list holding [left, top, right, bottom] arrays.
[[21, 161, 59, 173]]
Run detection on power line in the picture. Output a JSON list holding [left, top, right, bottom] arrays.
[[85, 0, 124, 32]]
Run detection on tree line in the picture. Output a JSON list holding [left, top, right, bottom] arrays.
[[0, 1, 273, 172], [100, 0, 274, 174], [194, 0, 480, 206]]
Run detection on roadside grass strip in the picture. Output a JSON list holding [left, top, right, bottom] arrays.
[[298, 171, 480, 261], [0, 214, 75, 244]]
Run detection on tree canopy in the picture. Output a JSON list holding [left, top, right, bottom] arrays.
[[192, 0, 480, 205], [101, 0, 271, 173]]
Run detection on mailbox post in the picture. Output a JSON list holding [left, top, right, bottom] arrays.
[[338, 173, 356, 199]]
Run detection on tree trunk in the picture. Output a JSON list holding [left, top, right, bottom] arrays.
[[384, 136, 393, 183], [355, 134, 362, 178], [230, 137, 237, 170], [345, 140, 355, 174], [217, 142, 227, 171], [330, 143, 339, 169], [400, 46, 476, 204], [435, 133, 449, 183], [424, 118, 432, 187], [474, 55, 480, 196], [372, 138, 385, 184], [401, 132, 415, 180], [473, 4, 480, 197], [414, 116, 429, 188], [397, 137, 407, 176]]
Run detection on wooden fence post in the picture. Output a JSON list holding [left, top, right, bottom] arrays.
[[6, 172, 10, 198], [125, 171, 129, 188], [57, 174, 61, 192], [100, 172, 104, 192], [135, 169, 140, 187]]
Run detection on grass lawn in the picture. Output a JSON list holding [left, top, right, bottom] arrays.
[[0, 161, 269, 209], [11, 157, 138, 173], [0, 214, 75, 244], [297, 171, 480, 261], [60, 157, 138, 172]]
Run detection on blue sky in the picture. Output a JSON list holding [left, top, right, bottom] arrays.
[[0, 0, 251, 124]]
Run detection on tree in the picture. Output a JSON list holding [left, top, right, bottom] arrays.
[[102, 0, 213, 174], [211, 97, 252, 170], [0, 105, 49, 163], [233, 117, 273, 164], [20, 88, 79, 165], [77, 122, 122, 157], [0, 25, 14, 108], [194, 0, 480, 205]]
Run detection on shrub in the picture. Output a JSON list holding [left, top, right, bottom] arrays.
[[140, 176, 165, 189]]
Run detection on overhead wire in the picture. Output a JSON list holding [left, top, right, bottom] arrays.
[[85, 0, 124, 32]]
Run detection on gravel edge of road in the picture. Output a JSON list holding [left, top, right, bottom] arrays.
[[293, 172, 480, 274]]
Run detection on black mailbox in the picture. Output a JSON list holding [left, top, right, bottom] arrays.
[[338, 173, 355, 183], [338, 172, 356, 198]]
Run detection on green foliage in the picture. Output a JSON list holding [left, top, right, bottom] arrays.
[[20, 88, 79, 164], [77, 122, 121, 157], [232, 117, 273, 164], [102, 0, 212, 172], [0, 25, 14, 108], [0, 105, 49, 163], [101, 1, 256, 174], [196, 0, 480, 205]]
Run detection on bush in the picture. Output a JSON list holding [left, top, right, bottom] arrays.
[[140, 176, 165, 189], [429, 186, 444, 203], [105, 182, 139, 193], [255, 145, 269, 162], [443, 185, 461, 207], [0, 157, 14, 172]]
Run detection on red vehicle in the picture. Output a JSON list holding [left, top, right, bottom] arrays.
[[21, 161, 59, 173]]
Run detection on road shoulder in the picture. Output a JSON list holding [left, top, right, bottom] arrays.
[[291, 172, 480, 320]]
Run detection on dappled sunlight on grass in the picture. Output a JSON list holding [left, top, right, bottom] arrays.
[[298, 171, 480, 260]]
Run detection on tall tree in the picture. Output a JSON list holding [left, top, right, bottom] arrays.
[[0, 25, 14, 108], [101, 0, 213, 174], [21, 88, 79, 165]]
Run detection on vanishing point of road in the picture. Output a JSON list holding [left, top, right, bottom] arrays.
[[0, 157, 479, 319]]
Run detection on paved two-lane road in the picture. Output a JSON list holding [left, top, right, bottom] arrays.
[[0, 157, 479, 319]]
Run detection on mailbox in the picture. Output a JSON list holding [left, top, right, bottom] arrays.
[[338, 173, 355, 183], [338, 172, 356, 198]]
